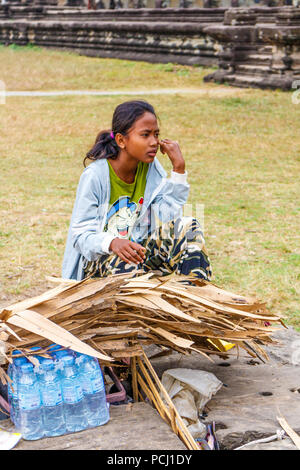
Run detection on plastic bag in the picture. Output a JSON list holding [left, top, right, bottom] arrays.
[[162, 368, 222, 438]]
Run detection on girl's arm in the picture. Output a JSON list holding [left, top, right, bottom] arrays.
[[151, 140, 189, 222], [70, 167, 115, 261], [151, 168, 189, 223]]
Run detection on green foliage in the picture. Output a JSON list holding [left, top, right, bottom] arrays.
[[7, 43, 42, 51]]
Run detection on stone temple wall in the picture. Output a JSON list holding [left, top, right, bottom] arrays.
[[204, 6, 300, 89], [2, 0, 300, 6], [0, 1, 299, 89], [0, 6, 226, 66]]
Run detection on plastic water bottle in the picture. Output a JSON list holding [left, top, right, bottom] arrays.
[[7, 351, 28, 427], [38, 357, 66, 437], [48, 344, 72, 358], [60, 354, 87, 433], [76, 354, 109, 428], [7, 363, 13, 419], [17, 362, 44, 440]]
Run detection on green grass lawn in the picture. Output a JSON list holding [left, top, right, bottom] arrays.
[[0, 43, 216, 91], [0, 45, 299, 329]]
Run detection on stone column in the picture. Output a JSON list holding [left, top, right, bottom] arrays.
[[33, 0, 58, 5], [2, 0, 29, 3], [261, 0, 276, 6], [203, 0, 220, 7], [136, 0, 146, 6], [179, 0, 194, 7], [65, 0, 85, 5], [0, 0, 19, 4]]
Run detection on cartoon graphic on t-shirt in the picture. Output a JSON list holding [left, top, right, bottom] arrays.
[[105, 196, 144, 239]]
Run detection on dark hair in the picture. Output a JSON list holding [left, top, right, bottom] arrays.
[[84, 100, 157, 167]]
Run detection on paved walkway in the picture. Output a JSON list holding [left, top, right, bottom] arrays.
[[7, 402, 186, 450], [2, 87, 248, 98]]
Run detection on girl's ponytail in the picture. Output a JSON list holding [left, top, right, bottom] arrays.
[[84, 100, 157, 167], [84, 129, 119, 167]]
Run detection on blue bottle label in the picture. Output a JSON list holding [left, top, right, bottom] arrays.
[[7, 383, 13, 399], [19, 392, 41, 410], [42, 389, 63, 407], [62, 384, 83, 404], [82, 375, 104, 395]]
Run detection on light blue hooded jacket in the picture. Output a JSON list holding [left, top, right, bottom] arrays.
[[62, 157, 189, 280]]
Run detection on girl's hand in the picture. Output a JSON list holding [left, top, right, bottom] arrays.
[[109, 238, 146, 265], [159, 138, 185, 174]]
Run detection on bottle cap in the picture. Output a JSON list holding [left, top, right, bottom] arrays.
[[20, 362, 34, 372], [12, 350, 27, 366], [48, 344, 60, 352], [49, 344, 72, 359], [12, 350, 22, 356], [39, 357, 55, 370], [61, 354, 75, 365], [29, 346, 44, 362]]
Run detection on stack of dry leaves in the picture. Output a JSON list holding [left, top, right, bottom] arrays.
[[0, 271, 284, 384]]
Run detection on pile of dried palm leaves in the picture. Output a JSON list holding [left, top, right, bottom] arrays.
[[0, 270, 284, 383]]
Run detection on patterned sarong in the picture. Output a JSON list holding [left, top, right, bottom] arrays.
[[84, 217, 212, 282]]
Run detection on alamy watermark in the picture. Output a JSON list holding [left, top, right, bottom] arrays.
[[0, 80, 5, 105], [72, 203, 206, 243], [292, 80, 300, 105]]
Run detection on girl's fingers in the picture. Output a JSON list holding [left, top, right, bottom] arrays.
[[122, 252, 137, 264], [115, 242, 145, 265], [130, 242, 145, 251], [123, 249, 141, 264], [161, 139, 178, 146], [139, 249, 146, 259], [126, 247, 144, 263], [118, 252, 132, 264], [133, 244, 146, 255], [159, 145, 166, 155], [130, 242, 146, 258]]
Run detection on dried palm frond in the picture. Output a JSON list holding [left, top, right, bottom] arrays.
[[0, 271, 283, 382]]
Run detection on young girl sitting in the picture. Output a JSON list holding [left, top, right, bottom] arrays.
[[62, 100, 212, 283]]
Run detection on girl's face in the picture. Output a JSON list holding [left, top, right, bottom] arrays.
[[120, 112, 160, 164]]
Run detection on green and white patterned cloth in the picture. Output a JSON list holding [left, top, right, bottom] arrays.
[[84, 216, 212, 282]]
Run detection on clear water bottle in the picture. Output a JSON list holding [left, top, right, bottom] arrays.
[[76, 354, 109, 428], [38, 357, 66, 437], [8, 351, 28, 427], [7, 363, 13, 418], [17, 362, 44, 440], [60, 354, 87, 433], [48, 344, 72, 358]]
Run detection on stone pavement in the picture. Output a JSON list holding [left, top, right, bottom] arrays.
[[4, 327, 300, 450], [10, 402, 186, 450], [150, 326, 300, 450]]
